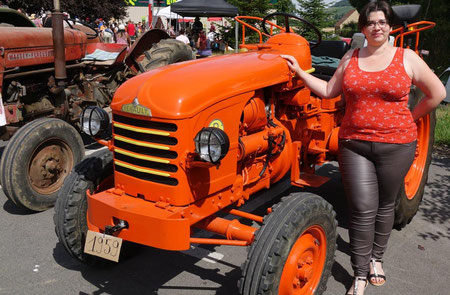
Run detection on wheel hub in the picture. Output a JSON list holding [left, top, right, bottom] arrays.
[[28, 140, 73, 195], [280, 226, 327, 294], [296, 257, 314, 283]]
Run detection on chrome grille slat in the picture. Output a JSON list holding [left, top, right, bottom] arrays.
[[112, 114, 179, 186], [114, 127, 177, 145], [113, 114, 177, 131]]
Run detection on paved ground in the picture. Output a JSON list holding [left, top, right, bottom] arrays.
[[0, 143, 448, 294]]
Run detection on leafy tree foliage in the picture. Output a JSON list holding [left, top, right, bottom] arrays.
[[340, 21, 358, 37], [296, 0, 331, 39], [349, 0, 448, 72], [5, 0, 127, 21], [274, 0, 297, 13], [227, 0, 271, 18]]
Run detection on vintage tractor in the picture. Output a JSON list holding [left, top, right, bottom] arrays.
[[54, 6, 436, 294], [0, 7, 194, 211]]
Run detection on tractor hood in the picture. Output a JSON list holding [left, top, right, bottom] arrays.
[[0, 27, 87, 50], [1, 27, 87, 69], [111, 47, 311, 120]]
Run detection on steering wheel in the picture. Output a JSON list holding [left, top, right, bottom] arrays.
[[261, 12, 322, 49]]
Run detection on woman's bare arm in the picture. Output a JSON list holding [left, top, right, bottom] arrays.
[[403, 49, 446, 121]]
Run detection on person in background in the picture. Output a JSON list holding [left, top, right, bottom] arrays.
[[281, 1, 445, 294], [29, 13, 42, 27], [17, 7, 26, 16], [176, 28, 190, 45], [102, 24, 114, 43], [167, 25, 175, 37], [126, 20, 136, 42], [116, 23, 131, 47], [193, 16, 202, 35], [196, 30, 212, 57], [207, 27, 217, 50]]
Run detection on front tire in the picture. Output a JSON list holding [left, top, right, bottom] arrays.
[[239, 192, 337, 295], [54, 149, 114, 266], [0, 118, 84, 211]]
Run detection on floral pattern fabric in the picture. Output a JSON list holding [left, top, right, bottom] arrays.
[[339, 47, 417, 143]]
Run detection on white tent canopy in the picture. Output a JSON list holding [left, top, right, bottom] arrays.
[[155, 6, 194, 20]]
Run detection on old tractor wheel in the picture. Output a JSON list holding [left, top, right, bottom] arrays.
[[0, 118, 84, 211], [54, 149, 114, 266], [239, 193, 337, 295], [394, 90, 436, 229], [141, 39, 195, 71]]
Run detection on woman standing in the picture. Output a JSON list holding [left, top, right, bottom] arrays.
[[281, 1, 445, 294], [115, 24, 131, 47]]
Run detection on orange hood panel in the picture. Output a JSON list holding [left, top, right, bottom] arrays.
[[111, 46, 312, 120], [0, 27, 87, 49]]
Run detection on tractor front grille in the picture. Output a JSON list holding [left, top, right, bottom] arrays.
[[112, 114, 179, 186]]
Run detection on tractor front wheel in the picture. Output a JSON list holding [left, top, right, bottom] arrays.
[[54, 149, 114, 266], [239, 192, 337, 295]]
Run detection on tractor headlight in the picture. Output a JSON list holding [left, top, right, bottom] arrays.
[[194, 127, 230, 164], [80, 106, 109, 137]]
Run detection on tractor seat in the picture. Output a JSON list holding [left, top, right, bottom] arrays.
[[392, 5, 421, 25], [310, 40, 350, 80]]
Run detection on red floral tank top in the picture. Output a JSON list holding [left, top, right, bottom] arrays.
[[339, 47, 417, 143]]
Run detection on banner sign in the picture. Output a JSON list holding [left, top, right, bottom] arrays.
[[124, 0, 169, 7]]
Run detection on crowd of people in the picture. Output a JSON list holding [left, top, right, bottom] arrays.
[[174, 17, 221, 57], [11, 5, 222, 55], [9, 5, 146, 48]]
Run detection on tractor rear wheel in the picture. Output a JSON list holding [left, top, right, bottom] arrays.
[[141, 39, 195, 71], [54, 149, 114, 266], [0, 118, 84, 211], [239, 192, 337, 295], [394, 90, 436, 229]]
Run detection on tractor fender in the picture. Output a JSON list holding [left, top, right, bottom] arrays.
[[124, 29, 170, 72]]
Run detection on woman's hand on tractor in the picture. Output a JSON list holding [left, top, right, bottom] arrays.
[[280, 54, 302, 77]]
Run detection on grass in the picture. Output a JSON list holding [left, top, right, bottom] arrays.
[[435, 104, 450, 147]]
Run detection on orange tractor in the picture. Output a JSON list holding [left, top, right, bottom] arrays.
[[0, 7, 194, 211], [54, 6, 435, 294]]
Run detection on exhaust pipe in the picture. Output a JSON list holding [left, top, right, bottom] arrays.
[[52, 0, 67, 85]]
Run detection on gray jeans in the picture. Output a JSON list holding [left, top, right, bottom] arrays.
[[338, 139, 416, 277]]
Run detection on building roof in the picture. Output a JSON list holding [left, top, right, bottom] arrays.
[[335, 9, 357, 27]]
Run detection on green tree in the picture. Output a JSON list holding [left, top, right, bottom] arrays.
[[340, 20, 358, 37], [224, 0, 271, 44], [228, 0, 271, 18], [6, 0, 127, 21], [296, 0, 331, 39], [274, 0, 297, 13], [349, 0, 448, 72]]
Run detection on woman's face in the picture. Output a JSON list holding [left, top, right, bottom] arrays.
[[362, 11, 391, 46]]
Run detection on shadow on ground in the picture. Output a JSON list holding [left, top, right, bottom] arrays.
[[417, 155, 450, 241], [53, 241, 240, 295]]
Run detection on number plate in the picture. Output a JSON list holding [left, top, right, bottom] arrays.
[[84, 230, 123, 262]]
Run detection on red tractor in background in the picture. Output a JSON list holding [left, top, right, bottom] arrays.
[[53, 5, 435, 295], [0, 7, 194, 211]]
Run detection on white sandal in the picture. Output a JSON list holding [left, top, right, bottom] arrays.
[[346, 276, 368, 295]]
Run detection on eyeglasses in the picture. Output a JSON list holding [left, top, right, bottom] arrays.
[[366, 20, 388, 29]]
